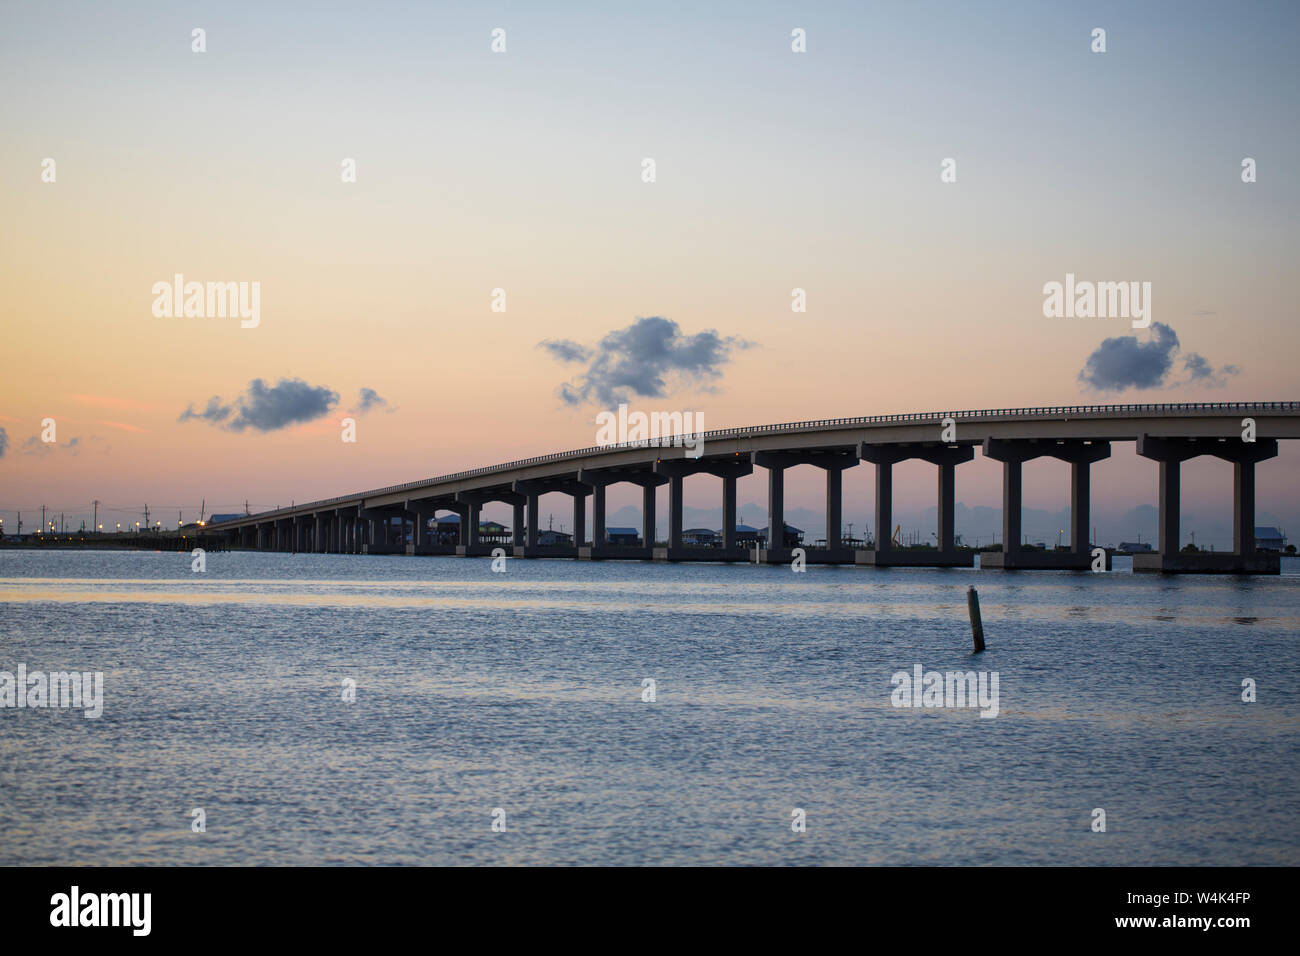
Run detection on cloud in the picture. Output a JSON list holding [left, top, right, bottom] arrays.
[[542, 316, 751, 407], [1078, 323, 1240, 391], [180, 378, 339, 432], [178, 396, 233, 425], [1184, 353, 1239, 388], [0, 427, 7, 458], [21, 435, 82, 455], [356, 387, 389, 414], [539, 339, 592, 364]]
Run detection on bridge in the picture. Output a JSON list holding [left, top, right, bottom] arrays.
[[200, 402, 1300, 574]]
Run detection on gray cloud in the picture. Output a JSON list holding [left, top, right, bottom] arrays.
[[543, 316, 751, 407], [1184, 353, 1239, 388], [21, 435, 81, 455], [178, 396, 234, 425], [1078, 323, 1239, 391], [539, 339, 593, 364], [180, 378, 339, 432], [356, 387, 389, 414]]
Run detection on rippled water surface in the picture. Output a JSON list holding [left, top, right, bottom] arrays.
[[1, 548, 1297, 865]]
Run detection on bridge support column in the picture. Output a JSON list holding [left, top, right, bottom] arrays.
[[937, 461, 956, 552], [857, 443, 972, 567], [577, 468, 667, 558], [572, 489, 587, 548], [767, 467, 783, 554], [826, 468, 843, 551], [1136, 435, 1278, 573], [641, 485, 655, 550], [722, 475, 737, 551], [526, 495, 539, 549], [857, 445, 906, 561], [922, 445, 976, 555], [647, 458, 751, 560], [1235, 459, 1256, 557], [668, 476, 683, 550], [1003, 459, 1023, 555], [512, 502, 524, 547], [981, 439, 1108, 569], [751, 449, 858, 563], [1070, 462, 1090, 556], [591, 484, 606, 547], [875, 461, 892, 554], [466, 503, 481, 547]]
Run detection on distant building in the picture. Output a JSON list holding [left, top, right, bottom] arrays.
[[1119, 541, 1153, 553], [683, 528, 720, 547], [429, 513, 460, 544], [1255, 527, 1286, 551], [425, 514, 511, 543], [605, 526, 640, 546], [759, 523, 804, 548], [732, 523, 763, 547], [537, 529, 572, 546]]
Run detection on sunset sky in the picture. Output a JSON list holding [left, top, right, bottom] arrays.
[[2, 1, 1297, 546]]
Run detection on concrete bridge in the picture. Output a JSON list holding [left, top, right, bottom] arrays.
[[203, 402, 1300, 574]]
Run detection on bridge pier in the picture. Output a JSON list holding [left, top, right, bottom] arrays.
[[856, 443, 975, 567], [1134, 435, 1279, 573], [648, 457, 752, 561], [575, 468, 664, 559], [357, 506, 405, 554], [510, 480, 588, 556], [750, 450, 858, 563], [979, 439, 1111, 570]]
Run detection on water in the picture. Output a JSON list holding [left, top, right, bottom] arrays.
[[1, 548, 1297, 866]]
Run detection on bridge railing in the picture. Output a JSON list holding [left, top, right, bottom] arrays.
[[209, 401, 1299, 526]]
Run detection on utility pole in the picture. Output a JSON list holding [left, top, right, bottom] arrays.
[[143, 504, 150, 532], [245, 500, 250, 516], [41, 505, 46, 534], [93, 500, 99, 532]]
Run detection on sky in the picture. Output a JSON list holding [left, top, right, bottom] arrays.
[[1, 1, 1297, 547]]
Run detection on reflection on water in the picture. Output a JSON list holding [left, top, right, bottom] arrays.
[[1, 549, 1298, 865]]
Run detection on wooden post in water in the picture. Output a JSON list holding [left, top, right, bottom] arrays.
[[967, 586, 985, 652]]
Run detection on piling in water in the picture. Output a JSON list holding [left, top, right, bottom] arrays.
[[967, 586, 985, 652]]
